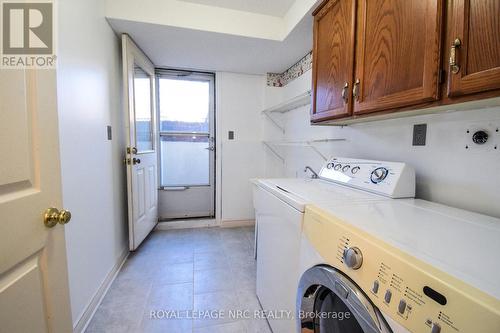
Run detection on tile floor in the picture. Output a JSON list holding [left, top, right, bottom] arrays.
[[85, 226, 272, 333]]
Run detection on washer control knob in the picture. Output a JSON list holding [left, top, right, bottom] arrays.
[[398, 299, 407, 314], [343, 247, 363, 270], [372, 280, 379, 294], [371, 167, 389, 184], [334, 164, 342, 171], [342, 165, 350, 172], [351, 166, 360, 174], [431, 322, 441, 333], [327, 162, 334, 169], [384, 290, 392, 303]]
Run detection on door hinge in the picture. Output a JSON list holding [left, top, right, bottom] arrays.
[[438, 69, 446, 84]]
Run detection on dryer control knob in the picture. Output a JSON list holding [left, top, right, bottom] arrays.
[[343, 247, 363, 270]]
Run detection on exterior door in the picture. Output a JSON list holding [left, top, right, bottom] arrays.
[[311, 0, 356, 122], [447, 0, 500, 97], [156, 70, 215, 219], [353, 0, 443, 115], [122, 35, 158, 250], [0, 70, 73, 331]]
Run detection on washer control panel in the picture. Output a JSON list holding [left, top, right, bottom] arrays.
[[304, 207, 500, 333], [319, 157, 415, 198]]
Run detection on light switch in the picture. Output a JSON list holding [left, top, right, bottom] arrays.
[[107, 125, 112, 140]]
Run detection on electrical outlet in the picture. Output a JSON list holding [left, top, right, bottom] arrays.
[[413, 124, 427, 146]]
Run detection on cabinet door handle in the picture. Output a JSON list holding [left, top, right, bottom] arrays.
[[449, 38, 462, 74], [352, 79, 360, 101], [341, 82, 349, 103]]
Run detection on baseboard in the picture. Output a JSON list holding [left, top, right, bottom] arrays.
[[156, 218, 218, 230], [155, 218, 255, 230], [220, 219, 255, 228], [73, 248, 129, 333]]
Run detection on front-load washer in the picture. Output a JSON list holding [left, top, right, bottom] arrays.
[[297, 200, 500, 333], [252, 157, 415, 333]]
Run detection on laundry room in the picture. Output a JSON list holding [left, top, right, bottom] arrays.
[[0, 0, 499, 332]]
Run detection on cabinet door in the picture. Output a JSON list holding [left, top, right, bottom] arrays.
[[353, 0, 443, 115], [447, 0, 500, 97], [311, 0, 356, 122]]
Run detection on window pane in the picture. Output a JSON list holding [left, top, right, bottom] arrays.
[[159, 78, 209, 133], [160, 135, 209, 186], [134, 64, 153, 152]]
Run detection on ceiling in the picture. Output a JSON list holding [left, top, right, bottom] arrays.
[[108, 14, 312, 74], [106, 0, 318, 74], [177, 0, 297, 17]]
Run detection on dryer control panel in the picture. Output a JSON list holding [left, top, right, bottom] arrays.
[[318, 157, 415, 198], [303, 206, 500, 333]]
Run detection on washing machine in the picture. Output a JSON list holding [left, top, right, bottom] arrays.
[[252, 157, 416, 333], [297, 199, 500, 333]]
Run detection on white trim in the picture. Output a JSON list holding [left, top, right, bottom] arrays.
[[220, 219, 255, 228], [156, 218, 218, 230], [215, 73, 222, 226], [73, 249, 129, 333]]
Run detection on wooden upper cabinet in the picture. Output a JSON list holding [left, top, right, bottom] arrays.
[[311, 0, 356, 122], [353, 0, 443, 115], [447, 0, 500, 97]]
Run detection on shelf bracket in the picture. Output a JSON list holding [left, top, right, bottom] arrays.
[[263, 141, 285, 163], [262, 111, 285, 134], [306, 138, 347, 161], [307, 144, 328, 161]]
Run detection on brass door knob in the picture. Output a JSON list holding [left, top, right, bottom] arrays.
[[44, 208, 72, 228]]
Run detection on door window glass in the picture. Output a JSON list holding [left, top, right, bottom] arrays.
[[133, 64, 154, 152], [158, 75, 213, 187], [159, 79, 209, 133], [160, 134, 209, 186]]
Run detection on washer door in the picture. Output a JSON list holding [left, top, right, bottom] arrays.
[[297, 266, 392, 333]]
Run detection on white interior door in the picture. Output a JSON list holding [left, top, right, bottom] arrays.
[[0, 70, 73, 332], [122, 34, 158, 250]]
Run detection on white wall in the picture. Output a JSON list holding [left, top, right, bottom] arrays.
[[57, 0, 127, 328], [264, 70, 500, 219], [216, 72, 266, 222]]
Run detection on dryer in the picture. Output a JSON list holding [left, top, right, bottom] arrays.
[[297, 199, 500, 333], [252, 157, 415, 333]]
